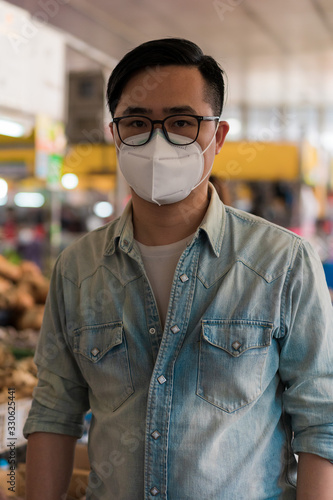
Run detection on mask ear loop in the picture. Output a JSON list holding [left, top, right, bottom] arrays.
[[192, 121, 220, 191]]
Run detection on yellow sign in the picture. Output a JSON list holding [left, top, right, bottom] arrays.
[[212, 142, 299, 181]]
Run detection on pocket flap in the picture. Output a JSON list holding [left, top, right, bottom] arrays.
[[202, 320, 272, 357], [73, 322, 123, 363]]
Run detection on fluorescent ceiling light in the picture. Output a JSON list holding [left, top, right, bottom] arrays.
[[14, 192, 45, 208], [0, 119, 26, 137]]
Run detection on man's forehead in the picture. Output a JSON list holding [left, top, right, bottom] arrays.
[[115, 66, 208, 115], [125, 64, 203, 86]]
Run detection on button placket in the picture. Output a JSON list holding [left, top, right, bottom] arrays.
[[143, 275, 163, 356], [144, 243, 200, 500]]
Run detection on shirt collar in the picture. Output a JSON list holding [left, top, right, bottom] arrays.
[[104, 200, 134, 256], [104, 182, 225, 258], [197, 182, 225, 258]]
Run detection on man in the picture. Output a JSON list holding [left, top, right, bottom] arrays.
[[24, 38, 333, 499]]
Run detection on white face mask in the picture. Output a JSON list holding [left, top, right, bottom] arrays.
[[116, 129, 216, 205]]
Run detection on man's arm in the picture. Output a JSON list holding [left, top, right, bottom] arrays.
[[25, 432, 77, 500], [297, 452, 333, 500]]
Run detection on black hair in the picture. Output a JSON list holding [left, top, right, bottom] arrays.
[[106, 38, 226, 117]]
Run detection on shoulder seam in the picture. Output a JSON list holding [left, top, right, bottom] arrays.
[[225, 206, 303, 241], [280, 237, 303, 338]]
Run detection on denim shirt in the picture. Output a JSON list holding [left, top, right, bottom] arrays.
[[24, 185, 333, 500]]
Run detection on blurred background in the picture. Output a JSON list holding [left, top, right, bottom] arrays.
[[0, 1, 333, 496], [0, 0, 333, 271]]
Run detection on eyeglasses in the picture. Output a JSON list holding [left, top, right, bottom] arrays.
[[111, 114, 220, 146]]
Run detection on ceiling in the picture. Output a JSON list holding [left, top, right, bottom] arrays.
[[5, 0, 333, 108]]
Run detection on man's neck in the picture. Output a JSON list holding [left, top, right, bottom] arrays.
[[131, 184, 210, 246]]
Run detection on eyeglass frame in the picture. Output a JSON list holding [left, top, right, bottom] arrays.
[[111, 114, 220, 146]]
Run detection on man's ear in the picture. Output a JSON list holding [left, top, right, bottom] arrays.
[[215, 121, 229, 154], [109, 122, 115, 141]]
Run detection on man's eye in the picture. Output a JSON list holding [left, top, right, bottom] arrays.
[[170, 118, 197, 128], [174, 120, 189, 127], [130, 120, 147, 128]]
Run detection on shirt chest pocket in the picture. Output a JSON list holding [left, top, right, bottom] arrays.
[[73, 322, 134, 411], [196, 320, 273, 413]]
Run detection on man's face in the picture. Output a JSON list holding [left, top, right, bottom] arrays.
[[110, 65, 229, 192]]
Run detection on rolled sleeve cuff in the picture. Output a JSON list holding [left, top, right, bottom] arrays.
[[293, 424, 333, 463], [23, 398, 86, 439]]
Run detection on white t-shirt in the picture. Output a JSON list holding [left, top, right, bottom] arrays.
[[136, 234, 194, 328]]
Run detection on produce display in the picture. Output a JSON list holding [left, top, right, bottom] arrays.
[[0, 255, 49, 403], [0, 256, 86, 499], [0, 344, 37, 403], [0, 256, 49, 331]]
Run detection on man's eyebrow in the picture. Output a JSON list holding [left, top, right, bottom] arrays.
[[163, 105, 198, 114], [119, 105, 198, 116], [120, 107, 153, 116]]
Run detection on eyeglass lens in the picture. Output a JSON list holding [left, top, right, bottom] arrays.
[[117, 115, 200, 146]]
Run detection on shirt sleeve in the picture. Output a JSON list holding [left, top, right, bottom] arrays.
[[23, 254, 90, 439], [278, 239, 333, 462]]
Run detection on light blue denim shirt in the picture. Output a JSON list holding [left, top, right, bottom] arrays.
[[24, 185, 333, 500]]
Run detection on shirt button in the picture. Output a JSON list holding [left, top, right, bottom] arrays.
[[179, 273, 189, 283], [151, 430, 161, 440], [123, 239, 129, 246], [149, 328, 156, 335], [91, 347, 100, 357], [157, 375, 167, 385], [170, 325, 180, 334], [150, 486, 160, 496], [232, 340, 242, 351]]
